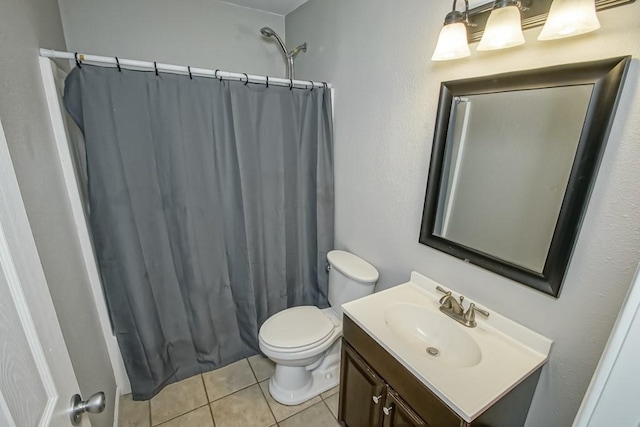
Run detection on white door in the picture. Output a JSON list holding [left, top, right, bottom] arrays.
[[0, 117, 90, 426], [573, 263, 640, 426]]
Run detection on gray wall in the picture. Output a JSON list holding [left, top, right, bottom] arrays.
[[0, 1, 116, 426], [286, 1, 640, 426], [58, 0, 287, 77]]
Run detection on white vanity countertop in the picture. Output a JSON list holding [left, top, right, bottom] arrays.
[[341, 271, 553, 423]]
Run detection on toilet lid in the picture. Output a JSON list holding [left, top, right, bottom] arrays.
[[260, 306, 335, 349]]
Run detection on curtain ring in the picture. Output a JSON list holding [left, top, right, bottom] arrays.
[[74, 52, 82, 69], [115, 57, 121, 72], [323, 82, 328, 90], [309, 81, 314, 92], [188, 65, 192, 80], [243, 73, 249, 85], [266, 76, 269, 88], [289, 79, 294, 90], [154, 61, 159, 76], [214, 69, 220, 81]]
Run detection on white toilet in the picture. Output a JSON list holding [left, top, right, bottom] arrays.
[[259, 250, 378, 405]]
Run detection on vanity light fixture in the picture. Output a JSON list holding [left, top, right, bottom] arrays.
[[538, 0, 601, 40], [431, 0, 472, 61], [477, 0, 526, 51], [434, 0, 633, 60]]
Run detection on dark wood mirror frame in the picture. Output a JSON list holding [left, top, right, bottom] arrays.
[[419, 57, 631, 297]]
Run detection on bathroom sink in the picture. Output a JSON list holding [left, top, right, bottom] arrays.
[[341, 271, 553, 423], [384, 303, 482, 368]]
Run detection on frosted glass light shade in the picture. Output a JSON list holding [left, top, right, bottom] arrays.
[[538, 0, 600, 40], [432, 23, 471, 61], [477, 6, 525, 51]]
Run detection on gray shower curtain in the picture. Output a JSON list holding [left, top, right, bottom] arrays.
[[64, 65, 334, 400]]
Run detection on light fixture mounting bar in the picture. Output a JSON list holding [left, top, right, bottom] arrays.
[[467, 0, 635, 42], [444, 0, 470, 24]]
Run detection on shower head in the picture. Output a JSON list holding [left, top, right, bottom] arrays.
[[260, 27, 276, 37], [259, 27, 289, 61], [259, 26, 306, 80]]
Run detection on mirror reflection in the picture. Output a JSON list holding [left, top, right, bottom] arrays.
[[433, 85, 594, 273]]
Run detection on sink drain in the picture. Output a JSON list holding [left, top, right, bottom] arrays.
[[426, 347, 440, 357]]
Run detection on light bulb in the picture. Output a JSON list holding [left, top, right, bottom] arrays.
[[432, 22, 471, 61], [477, 5, 525, 51], [538, 0, 600, 40]]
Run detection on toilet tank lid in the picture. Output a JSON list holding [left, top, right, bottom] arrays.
[[327, 250, 379, 283]]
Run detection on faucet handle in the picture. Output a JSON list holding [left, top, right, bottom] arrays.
[[463, 303, 490, 324], [436, 286, 453, 305], [435, 286, 450, 295], [474, 304, 489, 318]]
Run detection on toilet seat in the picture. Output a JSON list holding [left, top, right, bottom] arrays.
[[259, 306, 336, 351]]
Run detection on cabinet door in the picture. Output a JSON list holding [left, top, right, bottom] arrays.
[[339, 342, 386, 426], [382, 388, 428, 427]]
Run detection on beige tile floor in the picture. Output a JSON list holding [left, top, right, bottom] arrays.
[[119, 354, 340, 427]]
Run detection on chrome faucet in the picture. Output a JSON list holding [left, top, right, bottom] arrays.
[[436, 286, 489, 328]]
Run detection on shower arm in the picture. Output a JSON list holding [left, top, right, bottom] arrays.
[[288, 56, 295, 80], [288, 44, 307, 80], [290, 43, 307, 58]]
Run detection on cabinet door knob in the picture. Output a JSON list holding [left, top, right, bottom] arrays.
[[383, 406, 393, 416], [372, 395, 382, 404]]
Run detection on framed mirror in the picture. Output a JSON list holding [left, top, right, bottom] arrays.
[[420, 57, 631, 297]]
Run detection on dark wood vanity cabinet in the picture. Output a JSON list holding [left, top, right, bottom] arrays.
[[340, 343, 426, 426], [338, 316, 542, 427], [382, 389, 427, 427], [340, 344, 385, 426]]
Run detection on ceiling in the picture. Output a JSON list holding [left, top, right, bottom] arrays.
[[221, 0, 309, 15], [222, 0, 490, 18]]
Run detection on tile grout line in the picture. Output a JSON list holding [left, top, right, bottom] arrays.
[[246, 356, 261, 383], [200, 373, 216, 427], [201, 373, 210, 402], [139, 360, 336, 427], [277, 400, 325, 425], [209, 380, 260, 403], [147, 397, 151, 427], [205, 358, 274, 425], [148, 381, 338, 426], [149, 374, 212, 427], [247, 356, 269, 384], [321, 390, 339, 421], [257, 385, 278, 426], [321, 398, 337, 421], [257, 377, 329, 425], [147, 359, 270, 427], [247, 355, 280, 424], [207, 359, 260, 404], [209, 402, 216, 426], [152, 403, 210, 427], [253, 364, 279, 425]]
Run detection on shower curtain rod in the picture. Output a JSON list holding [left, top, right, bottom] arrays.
[[39, 48, 332, 89]]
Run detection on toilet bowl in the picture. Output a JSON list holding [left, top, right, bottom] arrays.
[[259, 250, 378, 405]]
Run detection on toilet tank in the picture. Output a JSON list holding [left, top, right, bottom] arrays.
[[327, 250, 379, 317]]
